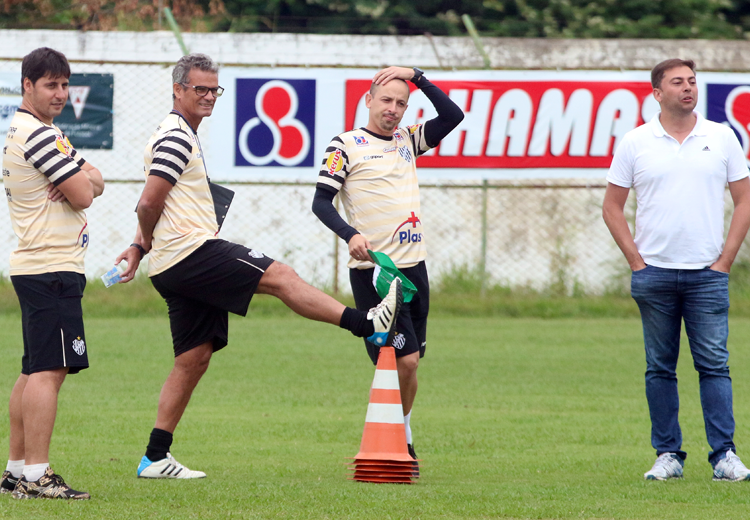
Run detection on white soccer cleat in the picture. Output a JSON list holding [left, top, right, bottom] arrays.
[[366, 278, 403, 347], [644, 452, 683, 480], [137, 452, 206, 479], [713, 450, 750, 481]]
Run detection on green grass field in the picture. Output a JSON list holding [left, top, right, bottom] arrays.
[[3, 308, 750, 518]]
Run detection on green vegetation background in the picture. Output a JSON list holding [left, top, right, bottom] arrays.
[[3, 0, 750, 40], [5, 260, 750, 319]]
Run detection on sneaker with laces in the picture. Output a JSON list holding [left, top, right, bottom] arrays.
[[1, 471, 18, 494], [644, 453, 683, 480], [12, 467, 90, 500], [366, 278, 402, 347], [713, 450, 750, 481], [407, 443, 420, 478], [137, 452, 206, 479]]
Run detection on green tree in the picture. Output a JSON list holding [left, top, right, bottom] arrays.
[[0, 0, 748, 39]]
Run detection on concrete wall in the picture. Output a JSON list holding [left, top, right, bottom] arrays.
[[2, 29, 749, 71]]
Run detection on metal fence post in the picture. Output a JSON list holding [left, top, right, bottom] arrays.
[[480, 179, 488, 296]]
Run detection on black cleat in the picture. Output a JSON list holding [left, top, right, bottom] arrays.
[[408, 443, 420, 478], [1, 471, 18, 494], [12, 467, 90, 500]]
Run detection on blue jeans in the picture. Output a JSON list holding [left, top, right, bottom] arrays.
[[631, 265, 734, 464]]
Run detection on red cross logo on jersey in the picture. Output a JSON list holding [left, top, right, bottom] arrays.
[[391, 212, 422, 243]]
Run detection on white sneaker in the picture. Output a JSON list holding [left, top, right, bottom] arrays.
[[644, 453, 683, 480], [713, 450, 750, 481], [366, 278, 402, 347], [137, 452, 206, 479]]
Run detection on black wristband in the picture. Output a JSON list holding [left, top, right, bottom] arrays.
[[130, 243, 146, 259]]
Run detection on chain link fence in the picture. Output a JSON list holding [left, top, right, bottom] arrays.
[[1, 58, 742, 295]]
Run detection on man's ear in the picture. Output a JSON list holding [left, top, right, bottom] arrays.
[[365, 92, 373, 109]]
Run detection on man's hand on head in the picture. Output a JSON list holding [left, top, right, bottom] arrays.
[[373, 67, 415, 86]]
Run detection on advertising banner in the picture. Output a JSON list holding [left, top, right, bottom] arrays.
[[345, 79, 657, 170], [210, 69, 675, 182], [0, 72, 22, 152], [56, 73, 114, 149]]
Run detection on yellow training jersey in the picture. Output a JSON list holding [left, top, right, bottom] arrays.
[[144, 112, 218, 276], [317, 125, 431, 269], [3, 109, 89, 276]]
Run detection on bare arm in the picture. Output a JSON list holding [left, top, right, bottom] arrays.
[[712, 177, 750, 273], [136, 174, 174, 252], [53, 170, 94, 211], [602, 182, 646, 271], [80, 161, 104, 198], [47, 162, 104, 203], [114, 175, 173, 283]]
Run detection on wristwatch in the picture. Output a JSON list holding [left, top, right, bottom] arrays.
[[411, 67, 424, 83]]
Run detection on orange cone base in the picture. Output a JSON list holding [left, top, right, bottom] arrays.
[[347, 459, 419, 483], [349, 475, 414, 484], [348, 459, 421, 467]]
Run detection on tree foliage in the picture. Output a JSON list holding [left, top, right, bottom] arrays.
[[1, 0, 749, 39]]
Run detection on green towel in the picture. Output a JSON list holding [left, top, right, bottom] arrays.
[[367, 249, 418, 303]]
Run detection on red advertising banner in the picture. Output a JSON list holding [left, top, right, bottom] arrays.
[[345, 79, 655, 169]]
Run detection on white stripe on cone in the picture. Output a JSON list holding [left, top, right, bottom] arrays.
[[372, 369, 399, 390], [365, 403, 404, 424]]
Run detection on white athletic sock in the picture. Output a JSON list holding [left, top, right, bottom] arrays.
[[5, 460, 24, 478], [404, 411, 412, 445], [23, 463, 49, 482]]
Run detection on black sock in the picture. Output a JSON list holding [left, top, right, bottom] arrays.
[[145, 428, 173, 462], [340, 307, 374, 338]]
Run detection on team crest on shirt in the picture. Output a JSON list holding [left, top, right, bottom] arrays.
[[55, 135, 73, 157], [398, 146, 413, 163], [326, 149, 344, 176], [393, 132, 404, 142], [72, 336, 86, 355], [353, 135, 369, 146]]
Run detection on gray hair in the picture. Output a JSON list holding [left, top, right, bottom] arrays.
[[172, 53, 219, 100]]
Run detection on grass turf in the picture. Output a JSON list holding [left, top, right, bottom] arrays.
[[2, 314, 750, 518]]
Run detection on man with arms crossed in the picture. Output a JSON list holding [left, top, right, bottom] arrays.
[[1, 47, 104, 499], [116, 54, 401, 479], [603, 58, 750, 481], [313, 66, 463, 472]]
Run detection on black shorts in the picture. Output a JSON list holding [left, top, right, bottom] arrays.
[[150, 239, 275, 357], [350, 261, 429, 365], [11, 272, 88, 375]]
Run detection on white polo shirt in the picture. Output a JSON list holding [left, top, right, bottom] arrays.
[[607, 111, 748, 269]]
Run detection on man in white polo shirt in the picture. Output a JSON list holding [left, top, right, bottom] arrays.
[[603, 59, 750, 481]]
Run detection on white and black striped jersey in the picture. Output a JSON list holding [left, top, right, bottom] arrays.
[[144, 111, 218, 276], [3, 109, 89, 275], [317, 124, 431, 269]]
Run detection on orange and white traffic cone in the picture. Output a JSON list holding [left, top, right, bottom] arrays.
[[348, 346, 418, 483]]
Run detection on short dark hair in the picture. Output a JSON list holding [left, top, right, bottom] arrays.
[[21, 47, 70, 92], [651, 59, 696, 89]]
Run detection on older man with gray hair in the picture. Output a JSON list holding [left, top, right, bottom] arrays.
[[115, 54, 402, 479]]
